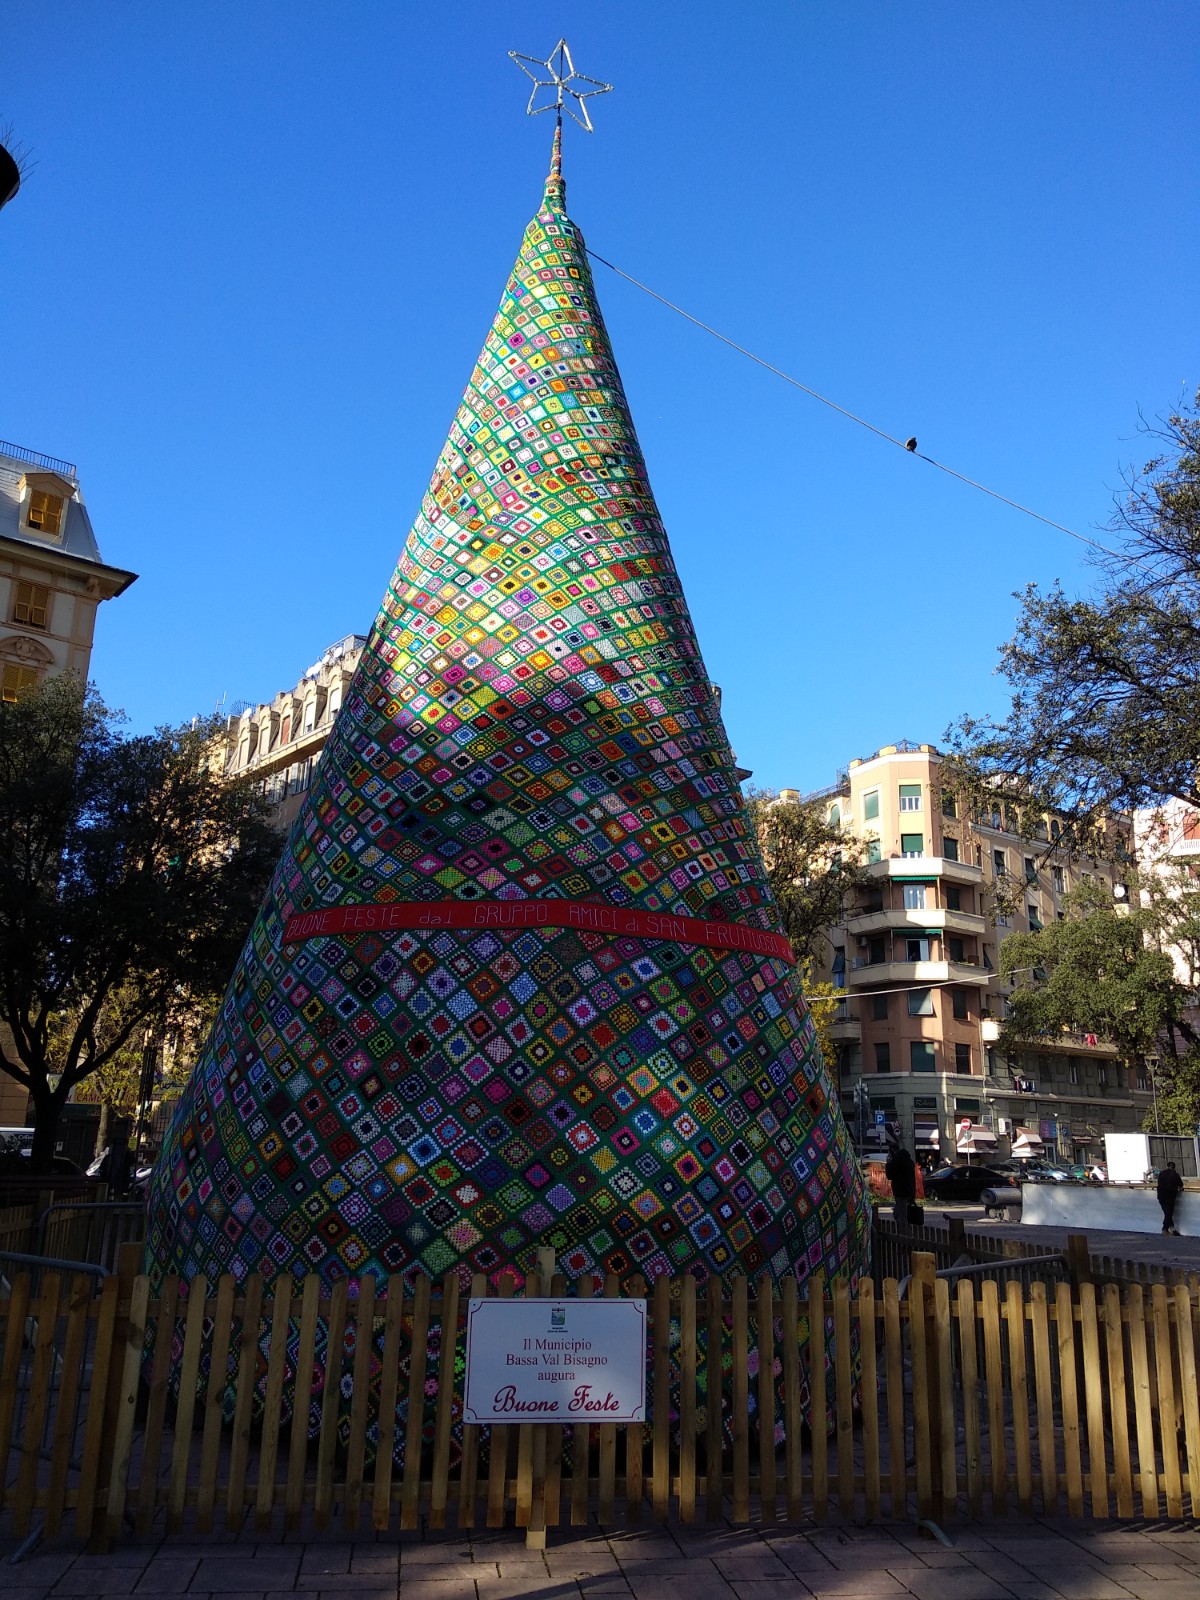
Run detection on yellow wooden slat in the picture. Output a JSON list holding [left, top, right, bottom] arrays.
[[226, 1275, 264, 1530], [808, 1271, 827, 1522], [782, 1276, 803, 1523], [400, 1272, 432, 1530], [313, 1276, 347, 1530], [957, 1280, 982, 1518], [544, 1270, 566, 1531], [1173, 1282, 1200, 1517], [1104, 1283, 1134, 1518], [1054, 1283, 1084, 1518], [883, 1277, 906, 1519], [285, 1274, 322, 1531], [457, 1273, 487, 1530], [136, 1277, 180, 1535], [980, 1278, 1007, 1516], [104, 1274, 151, 1541], [1028, 1281, 1057, 1513], [834, 1277, 855, 1518], [1151, 1284, 1182, 1520], [14, 1272, 63, 1538], [859, 1279, 880, 1523], [909, 1275, 932, 1521], [570, 1273, 595, 1527], [196, 1275, 237, 1534], [624, 1272, 646, 1524], [597, 1273, 618, 1525], [168, 1274, 208, 1533], [1126, 1284, 1159, 1518], [74, 1276, 118, 1543], [515, 1264, 540, 1531], [0, 1271, 32, 1509], [731, 1275, 749, 1523], [254, 1275, 294, 1532], [428, 1272, 460, 1531], [342, 1275, 375, 1532], [1006, 1280, 1033, 1514], [45, 1274, 94, 1538], [1078, 1282, 1108, 1517], [934, 1279, 956, 1516], [652, 1272, 671, 1521], [679, 1272, 697, 1525], [757, 1275, 778, 1523], [486, 1272, 515, 1528], [704, 1274, 723, 1521]]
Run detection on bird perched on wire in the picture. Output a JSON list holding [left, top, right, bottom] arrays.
[[905, 437, 918, 453]]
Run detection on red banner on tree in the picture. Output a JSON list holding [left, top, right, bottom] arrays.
[[284, 898, 794, 964]]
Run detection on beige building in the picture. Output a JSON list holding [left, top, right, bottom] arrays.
[[0, 440, 136, 702], [794, 741, 1150, 1167], [0, 439, 137, 1129], [220, 634, 366, 824]]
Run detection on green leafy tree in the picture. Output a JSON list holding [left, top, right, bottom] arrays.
[[949, 389, 1200, 848], [746, 788, 866, 1086], [0, 676, 280, 1170], [997, 881, 1184, 1078]]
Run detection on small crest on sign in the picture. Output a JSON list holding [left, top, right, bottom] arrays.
[[550, 1304, 567, 1329]]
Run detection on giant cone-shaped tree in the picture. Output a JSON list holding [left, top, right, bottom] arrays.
[[147, 136, 868, 1296]]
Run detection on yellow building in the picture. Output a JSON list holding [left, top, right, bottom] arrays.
[[794, 741, 1150, 1167]]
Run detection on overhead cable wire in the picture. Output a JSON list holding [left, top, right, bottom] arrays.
[[587, 247, 1141, 567]]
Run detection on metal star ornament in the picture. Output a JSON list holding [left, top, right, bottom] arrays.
[[509, 39, 612, 132]]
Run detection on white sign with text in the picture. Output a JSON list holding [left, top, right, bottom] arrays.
[[463, 1296, 647, 1423]]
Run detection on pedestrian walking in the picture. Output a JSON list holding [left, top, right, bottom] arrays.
[[886, 1143, 921, 1225], [1157, 1160, 1184, 1236]]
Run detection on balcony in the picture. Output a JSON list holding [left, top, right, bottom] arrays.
[[846, 959, 991, 990], [845, 907, 987, 938], [865, 856, 983, 886]]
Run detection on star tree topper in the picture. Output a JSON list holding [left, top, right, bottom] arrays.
[[509, 38, 612, 132]]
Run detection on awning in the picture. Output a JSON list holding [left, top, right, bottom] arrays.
[[1011, 1126, 1045, 1157], [956, 1128, 999, 1153], [913, 1120, 941, 1148]]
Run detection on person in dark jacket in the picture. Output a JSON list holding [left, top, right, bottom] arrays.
[[886, 1145, 918, 1216], [1158, 1161, 1184, 1235]]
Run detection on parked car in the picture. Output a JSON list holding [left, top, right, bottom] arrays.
[[922, 1164, 1014, 1202]]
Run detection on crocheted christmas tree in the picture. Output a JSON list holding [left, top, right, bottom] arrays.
[[146, 131, 868, 1297]]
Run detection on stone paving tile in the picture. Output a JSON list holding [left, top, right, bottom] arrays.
[[55, 1569, 144, 1595], [1010, 1575, 1136, 1598], [890, 1576, 1012, 1600], [134, 1559, 201, 1593], [727, 1584, 817, 1600], [191, 1560, 300, 1594], [802, 1576, 908, 1597], [394, 1584, 484, 1600]]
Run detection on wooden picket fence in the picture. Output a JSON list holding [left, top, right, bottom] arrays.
[[4, 1245, 1200, 1548]]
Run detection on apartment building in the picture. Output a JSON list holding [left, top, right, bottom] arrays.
[[794, 742, 1151, 1167], [220, 634, 366, 827]]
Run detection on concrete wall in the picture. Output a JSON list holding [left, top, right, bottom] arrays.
[[1020, 1181, 1191, 1234]]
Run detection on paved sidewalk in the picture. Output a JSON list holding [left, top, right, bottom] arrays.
[[2, 1520, 1199, 1600]]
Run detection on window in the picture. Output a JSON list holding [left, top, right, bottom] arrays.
[[952, 989, 968, 1021], [11, 581, 50, 629], [983, 946, 994, 971], [942, 792, 957, 818], [899, 783, 922, 812], [863, 790, 880, 821], [900, 833, 923, 858], [1024, 857, 1037, 883], [866, 838, 881, 863], [942, 835, 959, 861], [902, 884, 926, 910], [1050, 819, 1061, 840], [875, 1042, 891, 1072], [954, 1097, 981, 1115], [27, 490, 64, 536], [1, 664, 38, 702], [908, 987, 934, 1016], [1098, 1066, 1108, 1089], [906, 938, 931, 963], [955, 1043, 972, 1074], [831, 949, 846, 985], [945, 885, 962, 911], [993, 849, 1006, 877], [910, 1042, 936, 1072], [304, 700, 316, 733], [871, 993, 889, 1020], [1138, 1066, 1149, 1091], [1069, 1061, 1079, 1085], [328, 688, 342, 719], [1027, 904, 1042, 931], [829, 803, 841, 828], [868, 937, 885, 965], [949, 936, 966, 962], [1052, 865, 1065, 894], [281, 715, 292, 744]]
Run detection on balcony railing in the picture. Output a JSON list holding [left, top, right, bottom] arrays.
[[0, 438, 78, 479]]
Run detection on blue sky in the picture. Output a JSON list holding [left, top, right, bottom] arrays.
[[2, 3, 1196, 793]]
